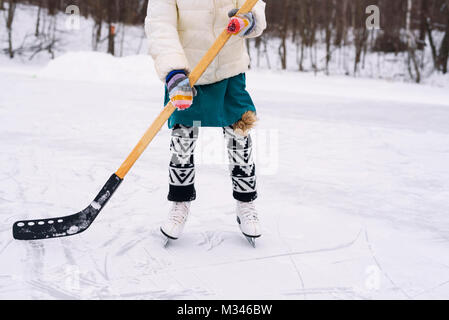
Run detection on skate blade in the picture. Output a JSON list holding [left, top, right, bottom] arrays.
[[245, 236, 257, 248], [162, 237, 170, 247], [160, 228, 177, 247]]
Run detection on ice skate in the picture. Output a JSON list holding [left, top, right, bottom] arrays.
[[161, 202, 191, 245], [236, 201, 261, 247]]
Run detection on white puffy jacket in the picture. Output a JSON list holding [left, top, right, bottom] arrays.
[[145, 0, 266, 85]]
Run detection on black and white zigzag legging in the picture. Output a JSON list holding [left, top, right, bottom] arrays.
[[168, 124, 257, 203]]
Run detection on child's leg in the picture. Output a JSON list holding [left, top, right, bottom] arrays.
[[223, 126, 258, 202], [168, 124, 199, 202]]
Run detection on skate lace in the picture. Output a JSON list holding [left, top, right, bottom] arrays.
[[239, 202, 259, 223], [169, 202, 190, 225]]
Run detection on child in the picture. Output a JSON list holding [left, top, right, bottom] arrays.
[[145, 0, 267, 243]]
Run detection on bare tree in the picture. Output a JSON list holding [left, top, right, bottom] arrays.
[[406, 0, 421, 82], [278, 0, 291, 70], [352, 0, 368, 75], [324, 0, 336, 74], [106, 0, 117, 55], [92, 1, 104, 51], [6, 0, 17, 58], [438, 0, 449, 73], [417, 0, 428, 50], [35, 1, 41, 37]]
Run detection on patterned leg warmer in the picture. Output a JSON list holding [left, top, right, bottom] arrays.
[[223, 126, 258, 202], [168, 125, 199, 202]]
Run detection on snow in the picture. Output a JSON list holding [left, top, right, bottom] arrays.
[[39, 52, 157, 86], [1, 51, 449, 299]]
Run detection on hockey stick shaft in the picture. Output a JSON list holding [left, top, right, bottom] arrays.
[[115, 0, 260, 179]]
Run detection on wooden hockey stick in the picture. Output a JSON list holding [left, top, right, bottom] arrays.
[[13, 0, 261, 240]]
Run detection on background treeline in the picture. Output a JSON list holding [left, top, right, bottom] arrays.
[[2, 0, 449, 82], [1, 0, 149, 58], [263, 0, 449, 81]]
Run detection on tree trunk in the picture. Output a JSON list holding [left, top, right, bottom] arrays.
[[417, 0, 428, 50], [107, 0, 116, 55], [353, 1, 367, 75], [406, 0, 421, 83], [108, 23, 115, 55], [325, 0, 336, 75], [438, 0, 449, 73], [6, 0, 17, 58], [279, 0, 291, 70], [35, 4, 41, 37], [426, 17, 438, 69]]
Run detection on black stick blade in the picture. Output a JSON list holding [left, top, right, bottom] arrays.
[[13, 174, 123, 241]]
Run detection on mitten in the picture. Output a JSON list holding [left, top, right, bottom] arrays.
[[227, 9, 256, 37], [166, 70, 196, 111]]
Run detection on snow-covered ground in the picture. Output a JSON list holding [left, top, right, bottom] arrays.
[[1, 52, 449, 300]]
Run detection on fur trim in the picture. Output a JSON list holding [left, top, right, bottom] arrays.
[[233, 111, 257, 136]]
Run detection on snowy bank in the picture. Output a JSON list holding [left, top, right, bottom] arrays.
[[36, 51, 449, 109], [39, 52, 158, 86]]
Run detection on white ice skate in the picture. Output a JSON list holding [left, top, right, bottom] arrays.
[[161, 202, 191, 245], [236, 201, 261, 247]]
